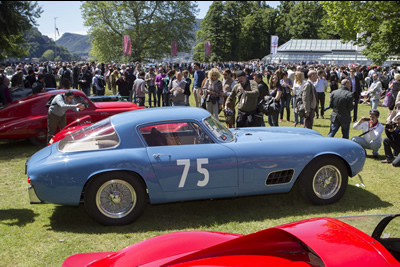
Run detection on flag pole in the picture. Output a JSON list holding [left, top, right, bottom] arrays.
[[54, 17, 58, 60]]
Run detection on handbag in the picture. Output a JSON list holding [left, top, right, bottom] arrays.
[[258, 96, 281, 115], [206, 94, 219, 104], [382, 91, 394, 107], [294, 95, 306, 117]]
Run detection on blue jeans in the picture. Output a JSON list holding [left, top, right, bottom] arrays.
[[292, 95, 304, 124], [82, 87, 90, 96], [148, 86, 156, 107], [328, 121, 350, 139], [157, 87, 163, 107], [185, 95, 190, 106], [370, 99, 379, 110], [268, 112, 279, 126], [351, 136, 381, 155], [280, 93, 291, 121], [316, 92, 325, 117]]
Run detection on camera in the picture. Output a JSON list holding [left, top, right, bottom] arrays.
[[224, 108, 234, 121], [224, 108, 234, 117], [386, 121, 397, 130], [364, 118, 370, 121]]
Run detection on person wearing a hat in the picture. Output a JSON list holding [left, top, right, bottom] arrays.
[[78, 66, 92, 96], [224, 70, 260, 127], [351, 109, 384, 159], [381, 112, 400, 166]]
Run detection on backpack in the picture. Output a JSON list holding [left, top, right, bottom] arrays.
[[62, 69, 71, 81], [73, 66, 80, 77], [97, 76, 106, 90], [45, 94, 62, 108]]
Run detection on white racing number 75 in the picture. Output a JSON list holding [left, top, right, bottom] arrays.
[[177, 158, 209, 188]]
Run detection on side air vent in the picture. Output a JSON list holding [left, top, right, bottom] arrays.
[[266, 169, 294, 185]]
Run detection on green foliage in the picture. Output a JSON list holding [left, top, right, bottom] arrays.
[[194, 1, 336, 62], [195, 1, 277, 62], [276, 1, 339, 44], [55, 33, 91, 56], [19, 27, 79, 61], [192, 41, 206, 62], [321, 1, 400, 65], [0, 1, 43, 60], [40, 49, 54, 61], [81, 1, 198, 62]]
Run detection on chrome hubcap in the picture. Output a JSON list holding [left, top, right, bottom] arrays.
[[96, 180, 136, 219], [312, 165, 342, 199]]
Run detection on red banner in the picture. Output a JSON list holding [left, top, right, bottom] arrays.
[[171, 41, 177, 57], [205, 41, 211, 57], [123, 35, 131, 55]]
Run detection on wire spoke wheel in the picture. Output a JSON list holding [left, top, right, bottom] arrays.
[[85, 172, 147, 225], [299, 156, 348, 205], [96, 179, 137, 219], [312, 165, 342, 200]]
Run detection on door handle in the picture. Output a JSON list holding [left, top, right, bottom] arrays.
[[153, 153, 172, 160]]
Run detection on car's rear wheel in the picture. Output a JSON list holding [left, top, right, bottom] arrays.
[[84, 172, 147, 226], [298, 156, 348, 205], [28, 135, 47, 146]]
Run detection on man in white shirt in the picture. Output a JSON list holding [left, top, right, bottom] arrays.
[[351, 109, 384, 159], [287, 65, 296, 83], [367, 73, 382, 110], [314, 70, 329, 119]]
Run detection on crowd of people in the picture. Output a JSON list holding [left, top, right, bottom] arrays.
[[1, 59, 400, 166]]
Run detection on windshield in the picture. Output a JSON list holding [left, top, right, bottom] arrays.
[[203, 115, 234, 142], [335, 215, 390, 236], [58, 119, 119, 152]]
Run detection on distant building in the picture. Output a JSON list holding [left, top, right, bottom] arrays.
[[263, 39, 400, 66]]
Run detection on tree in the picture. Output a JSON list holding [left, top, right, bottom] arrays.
[[81, 1, 198, 62], [321, 1, 400, 64], [275, 1, 338, 44], [0, 1, 42, 60], [192, 41, 207, 62], [40, 49, 54, 61], [240, 7, 278, 60], [196, 1, 225, 62], [194, 1, 264, 62]]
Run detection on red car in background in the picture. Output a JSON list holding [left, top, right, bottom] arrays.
[[0, 89, 144, 145]]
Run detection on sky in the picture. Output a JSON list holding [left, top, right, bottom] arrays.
[[36, 1, 280, 40]]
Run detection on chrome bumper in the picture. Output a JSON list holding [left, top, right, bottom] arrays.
[[28, 185, 42, 204]]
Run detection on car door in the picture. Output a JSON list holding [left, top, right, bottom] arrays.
[[140, 121, 238, 202]]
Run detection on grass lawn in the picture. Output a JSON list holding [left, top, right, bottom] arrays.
[[0, 85, 399, 266]]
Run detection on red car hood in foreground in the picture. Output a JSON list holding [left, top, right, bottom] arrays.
[[62, 217, 400, 267]]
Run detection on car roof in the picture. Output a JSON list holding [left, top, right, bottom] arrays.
[[111, 107, 210, 127]]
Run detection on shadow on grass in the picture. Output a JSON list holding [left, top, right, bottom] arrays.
[[0, 209, 39, 226], [0, 140, 39, 160], [49, 184, 392, 233]]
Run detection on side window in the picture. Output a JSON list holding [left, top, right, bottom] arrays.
[[140, 122, 213, 147], [73, 95, 90, 107]]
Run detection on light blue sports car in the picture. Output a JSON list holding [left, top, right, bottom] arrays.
[[26, 107, 366, 226]]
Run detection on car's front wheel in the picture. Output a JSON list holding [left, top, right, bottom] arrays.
[[84, 172, 147, 226], [298, 156, 348, 205]]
